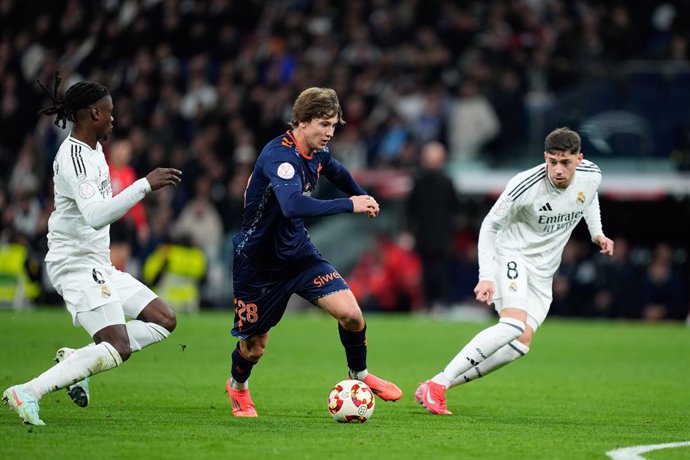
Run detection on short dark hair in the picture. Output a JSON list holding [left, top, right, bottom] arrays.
[[289, 87, 345, 129], [37, 72, 110, 129], [544, 127, 581, 154]]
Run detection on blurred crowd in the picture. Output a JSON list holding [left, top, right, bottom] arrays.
[[0, 0, 688, 320], [348, 231, 690, 323]]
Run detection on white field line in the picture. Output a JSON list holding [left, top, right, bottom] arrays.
[[606, 441, 690, 460]]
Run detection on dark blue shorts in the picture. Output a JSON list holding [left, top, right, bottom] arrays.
[[231, 254, 350, 338]]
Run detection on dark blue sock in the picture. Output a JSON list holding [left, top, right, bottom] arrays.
[[338, 322, 367, 372], [231, 343, 256, 383]]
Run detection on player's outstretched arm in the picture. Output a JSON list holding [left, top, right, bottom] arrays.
[[145, 168, 182, 191], [350, 195, 379, 218], [78, 168, 182, 230], [593, 234, 614, 256]]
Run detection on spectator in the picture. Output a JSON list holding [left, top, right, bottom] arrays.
[[347, 233, 422, 312], [0, 0, 687, 313], [591, 237, 644, 318], [641, 243, 687, 321], [171, 177, 223, 261], [109, 139, 149, 270], [406, 141, 460, 313], [447, 79, 500, 163]]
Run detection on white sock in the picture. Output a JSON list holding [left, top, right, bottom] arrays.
[[22, 342, 122, 399], [432, 318, 525, 386], [349, 369, 369, 380], [126, 320, 170, 352], [449, 340, 529, 388], [230, 378, 248, 390]]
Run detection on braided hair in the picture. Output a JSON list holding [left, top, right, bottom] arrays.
[[37, 72, 109, 129]]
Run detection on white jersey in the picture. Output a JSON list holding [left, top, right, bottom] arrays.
[[478, 159, 603, 281], [46, 135, 151, 266]]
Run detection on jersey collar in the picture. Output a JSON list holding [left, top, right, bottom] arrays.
[[69, 134, 97, 152], [286, 130, 313, 160]]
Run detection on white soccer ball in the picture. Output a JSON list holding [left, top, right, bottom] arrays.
[[327, 379, 375, 423]]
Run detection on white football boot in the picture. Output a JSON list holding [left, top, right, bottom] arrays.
[[3, 385, 45, 425], [54, 347, 90, 408]]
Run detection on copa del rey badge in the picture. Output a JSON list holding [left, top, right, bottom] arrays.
[[277, 162, 295, 180]]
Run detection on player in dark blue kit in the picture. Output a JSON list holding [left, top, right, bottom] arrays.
[[226, 87, 402, 417]]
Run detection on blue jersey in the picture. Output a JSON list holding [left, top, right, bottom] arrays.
[[233, 131, 367, 269]]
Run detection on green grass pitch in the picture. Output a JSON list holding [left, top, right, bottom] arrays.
[[0, 308, 688, 460]]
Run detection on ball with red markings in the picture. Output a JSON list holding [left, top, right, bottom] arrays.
[[327, 379, 375, 423]]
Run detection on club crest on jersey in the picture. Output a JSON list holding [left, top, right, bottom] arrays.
[[277, 162, 295, 180], [79, 182, 96, 199], [576, 191, 585, 205], [509, 281, 518, 293], [100, 285, 111, 298], [494, 200, 510, 216]]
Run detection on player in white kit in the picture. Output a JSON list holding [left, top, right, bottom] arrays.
[[415, 127, 614, 415], [3, 73, 182, 425]]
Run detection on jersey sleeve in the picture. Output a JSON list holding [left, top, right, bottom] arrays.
[[477, 177, 521, 283], [578, 164, 604, 240], [320, 152, 368, 196], [583, 189, 604, 240], [62, 153, 151, 230], [264, 150, 352, 218]]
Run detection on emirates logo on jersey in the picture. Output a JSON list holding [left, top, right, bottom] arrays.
[[538, 210, 584, 234], [576, 192, 585, 205]]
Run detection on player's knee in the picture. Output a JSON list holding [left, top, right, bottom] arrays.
[[336, 304, 364, 330], [498, 317, 527, 341], [339, 313, 364, 331], [110, 341, 132, 362], [241, 341, 265, 362], [516, 328, 533, 347], [243, 346, 264, 362], [140, 299, 177, 332], [94, 326, 133, 361], [157, 308, 177, 333]]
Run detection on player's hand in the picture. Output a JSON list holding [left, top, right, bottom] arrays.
[[146, 168, 182, 191], [593, 235, 614, 256], [350, 195, 380, 218], [474, 280, 495, 305]]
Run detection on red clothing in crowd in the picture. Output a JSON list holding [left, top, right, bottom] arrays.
[[109, 165, 148, 232], [348, 237, 423, 311]]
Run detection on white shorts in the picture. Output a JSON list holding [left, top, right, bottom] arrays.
[[491, 254, 553, 332], [46, 260, 157, 335]]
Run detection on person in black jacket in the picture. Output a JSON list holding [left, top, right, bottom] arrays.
[[406, 141, 460, 314]]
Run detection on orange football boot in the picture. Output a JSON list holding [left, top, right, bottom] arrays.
[[226, 380, 258, 417], [360, 373, 403, 402]]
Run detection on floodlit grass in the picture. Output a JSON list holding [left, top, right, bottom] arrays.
[[1, 308, 688, 459]]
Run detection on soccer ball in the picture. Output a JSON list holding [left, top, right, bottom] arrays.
[[327, 379, 375, 423]]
